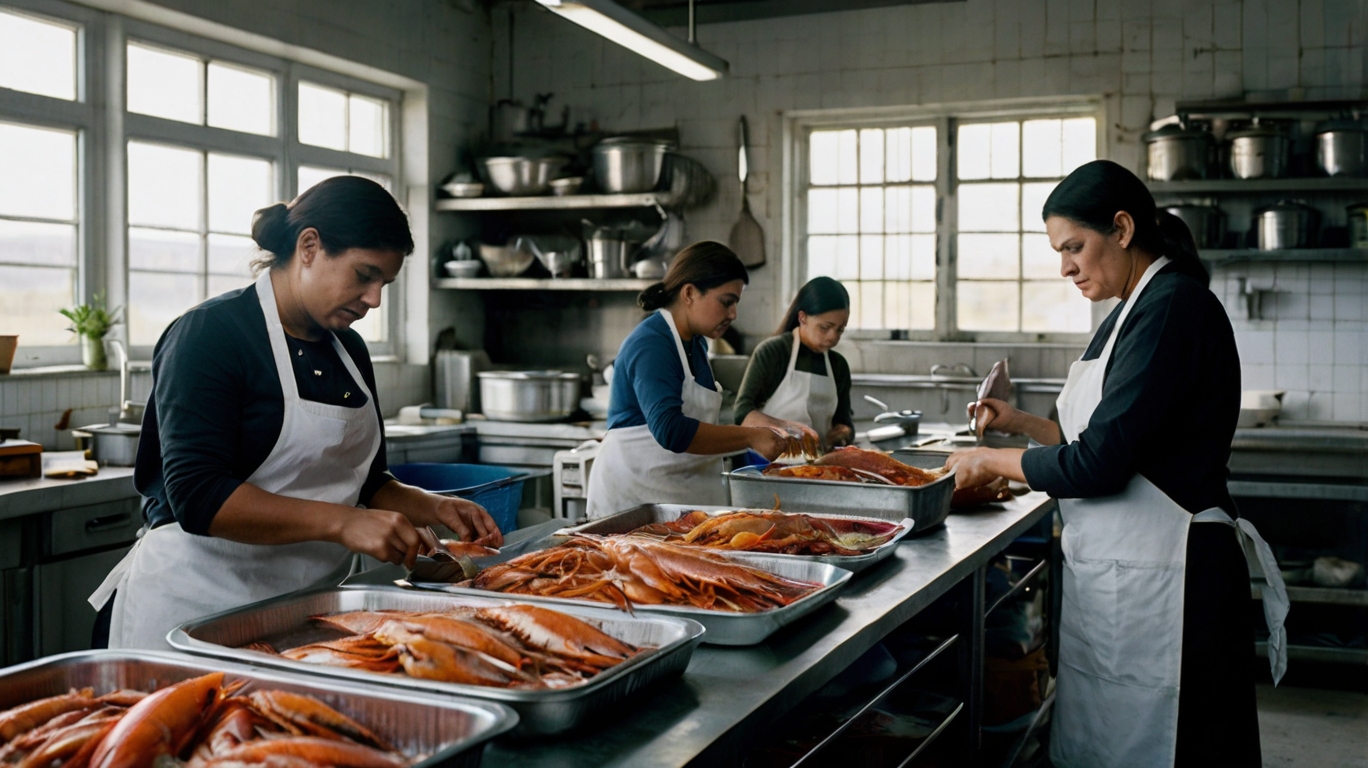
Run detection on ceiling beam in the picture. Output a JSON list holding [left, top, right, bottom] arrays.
[[629, 0, 962, 27]]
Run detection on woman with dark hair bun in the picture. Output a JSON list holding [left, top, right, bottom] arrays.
[[734, 277, 854, 449], [946, 160, 1286, 768], [92, 176, 501, 650], [586, 241, 787, 519]]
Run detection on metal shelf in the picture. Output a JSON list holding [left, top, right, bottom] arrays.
[[1256, 642, 1368, 665], [434, 191, 675, 212], [1253, 585, 1368, 607], [433, 277, 653, 291], [1202, 248, 1368, 264], [1147, 177, 1368, 195]]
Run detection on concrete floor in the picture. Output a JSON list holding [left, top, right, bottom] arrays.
[[1258, 683, 1368, 768]]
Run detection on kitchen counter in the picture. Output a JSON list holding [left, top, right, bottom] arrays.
[[478, 491, 1056, 767], [1229, 423, 1368, 480], [0, 468, 138, 522]]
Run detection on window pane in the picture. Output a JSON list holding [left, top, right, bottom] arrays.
[[855, 282, 883, 329], [885, 128, 912, 183], [0, 219, 76, 266], [208, 273, 255, 298], [958, 233, 1019, 279], [885, 281, 910, 328], [860, 187, 883, 232], [809, 131, 840, 186], [957, 183, 1019, 232], [910, 234, 936, 281], [808, 235, 838, 279], [208, 153, 273, 235], [298, 165, 344, 195], [860, 235, 883, 280], [348, 287, 387, 342], [129, 271, 202, 346], [911, 186, 936, 233], [886, 236, 912, 279], [0, 122, 75, 220], [957, 124, 990, 180], [859, 128, 883, 184], [885, 187, 912, 233], [1022, 119, 1062, 178], [1022, 234, 1060, 279], [128, 142, 203, 229], [910, 126, 936, 182], [127, 43, 203, 124], [129, 228, 199, 272], [208, 233, 256, 278], [958, 281, 1019, 331], [808, 189, 839, 234], [0, 264, 75, 345], [207, 62, 273, 136], [990, 122, 1020, 178], [1023, 280, 1091, 332], [299, 82, 347, 151], [910, 281, 935, 330], [1062, 117, 1097, 175], [1021, 182, 1055, 233], [0, 10, 76, 101], [348, 94, 388, 158], [832, 235, 859, 279]]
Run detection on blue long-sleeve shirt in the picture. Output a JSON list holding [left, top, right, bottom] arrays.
[[606, 311, 716, 453]]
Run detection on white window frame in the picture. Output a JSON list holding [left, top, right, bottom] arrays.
[[785, 98, 1110, 344]]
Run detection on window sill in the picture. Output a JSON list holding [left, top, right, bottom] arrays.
[[3, 362, 150, 380]]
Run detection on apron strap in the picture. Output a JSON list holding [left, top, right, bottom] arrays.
[[656, 308, 719, 393], [1193, 508, 1289, 684]]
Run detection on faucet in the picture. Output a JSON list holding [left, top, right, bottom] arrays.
[[109, 340, 146, 425]]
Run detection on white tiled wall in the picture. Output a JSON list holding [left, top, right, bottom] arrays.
[[498, 0, 1368, 422]]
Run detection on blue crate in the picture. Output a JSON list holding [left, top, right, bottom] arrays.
[[389, 463, 530, 534]]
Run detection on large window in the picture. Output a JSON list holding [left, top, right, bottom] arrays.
[[797, 106, 1100, 341]]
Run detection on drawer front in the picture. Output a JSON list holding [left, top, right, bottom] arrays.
[[34, 547, 130, 657], [0, 520, 22, 570], [47, 499, 143, 557]]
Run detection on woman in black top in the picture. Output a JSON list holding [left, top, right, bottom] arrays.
[[93, 176, 500, 650], [948, 161, 1282, 767]]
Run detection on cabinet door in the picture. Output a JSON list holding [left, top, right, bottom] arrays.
[[33, 547, 129, 657]]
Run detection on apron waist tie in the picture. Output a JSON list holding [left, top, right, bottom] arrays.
[[88, 525, 146, 611], [1192, 508, 1289, 684]]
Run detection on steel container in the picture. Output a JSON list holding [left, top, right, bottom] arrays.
[[1316, 119, 1368, 177], [72, 423, 140, 467], [1255, 200, 1318, 250], [0, 650, 517, 767], [478, 156, 569, 196], [477, 371, 581, 422], [1348, 202, 1368, 248], [1228, 123, 1290, 179], [726, 465, 954, 535], [592, 138, 673, 193], [586, 235, 632, 279], [1143, 124, 1213, 181], [170, 588, 703, 735], [1163, 203, 1225, 248], [558, 504, 914, 574]]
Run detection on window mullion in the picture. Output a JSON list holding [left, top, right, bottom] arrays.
[[937, 116, 956, 342]]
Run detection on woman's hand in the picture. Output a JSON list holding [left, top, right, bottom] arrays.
[[967, 397, 1017, 437], [945, 447, 1028, 489], [426, 495, 504, 546], [825, 424, 854, 448], [337, 508, 422, 569], [749, 426, 789, 461]]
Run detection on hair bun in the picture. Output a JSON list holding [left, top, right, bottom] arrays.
[[251, 202, 291, 255], [637, 282, 668, 311]]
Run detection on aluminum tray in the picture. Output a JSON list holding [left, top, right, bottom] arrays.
[[726, 464, 954, 534], [0, 650, 515, 768], [556, 504, 913, 574], [168, 587, 704, 735], [408, 553, 852, 647]]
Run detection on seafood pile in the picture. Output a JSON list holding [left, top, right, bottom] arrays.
[[0, 672, 413, 768], [465, 535, 823, 612], [763, 446, 942, 487], [630, 510, 903, 556], [249, 604, 643, 690]]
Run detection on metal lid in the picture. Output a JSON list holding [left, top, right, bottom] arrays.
[[1255, 199, 1315, 215], [477, 370, 580, 381], [595, 137, 675, 149], [1142, 123, 1212, 143], [1227, 122, 1287, 140], [1315, 118, 1368, 135]]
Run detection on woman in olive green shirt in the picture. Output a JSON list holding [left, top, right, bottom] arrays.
[[734, 277, 854, 448]]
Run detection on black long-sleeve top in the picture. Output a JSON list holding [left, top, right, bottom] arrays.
[[1021, 263, 1241, 515], [733, 334, 854, 430], [133, 284, 393, 535]]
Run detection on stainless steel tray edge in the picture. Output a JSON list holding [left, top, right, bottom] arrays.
[[0, 649, 517, 768], [725, 465, 955, 534], [168, 587, 705, 735]]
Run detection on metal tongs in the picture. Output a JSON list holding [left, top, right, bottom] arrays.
[[409, 526, 480, 583]]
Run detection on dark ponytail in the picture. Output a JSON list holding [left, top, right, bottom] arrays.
[[638, 241, 749, 311], [250, 175, 414, 274], [776, 276, 850, 335], [1042, 160, 1209, 286]]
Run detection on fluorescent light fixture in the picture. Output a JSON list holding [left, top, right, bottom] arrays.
[[536, 0, 729, 81]]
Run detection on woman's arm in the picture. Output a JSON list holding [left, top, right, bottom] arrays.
[[969, 398, 1063, 445], [689, 421, 787, 458], [740, 409, 818, 441], [945, 447, 1027, 489]]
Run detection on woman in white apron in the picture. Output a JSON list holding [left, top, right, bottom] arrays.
[[734, 277, 854, 449], [947, 161, 1287, 767], [91, 176, 501, 650], [586, 242, 788, 520]]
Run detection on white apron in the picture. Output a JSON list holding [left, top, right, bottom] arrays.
[[90, 270, 382, 650], [1049, 257, 1288, 768], [762, 328, 839, 438], [585, 309, 727, 519]]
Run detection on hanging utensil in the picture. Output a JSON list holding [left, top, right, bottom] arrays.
[[729, 115, 766, 268]]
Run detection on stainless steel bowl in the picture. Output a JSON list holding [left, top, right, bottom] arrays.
[[1228, 123, 1289, 179], [549, 176, 585, 196], [443, 260, 482, 278], [441, 180, 484, 198], [478, 371, 582, 422], [478, 242, 535, 277], [592, 138, 673, 193], [480, 156, 569, 196], [1143, 124, 1212, 181]]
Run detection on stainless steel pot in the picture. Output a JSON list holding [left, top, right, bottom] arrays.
[[1143, 124, 1213, 181], [479, 156, 569, 196], [587, 235, 631, 279], [1316, 119, 1368, 177], [1255, 200, 1318, 250], [592, 138, 673, 193], [478, 371, 582, 422], [1228, 122, 1289, 179], [73, 423, 140, 467], [1164, 203, 1225, 248], [1347, 203, 1368, 248]]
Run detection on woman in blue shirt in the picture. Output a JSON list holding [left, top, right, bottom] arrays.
[[586, 242, 787, 519]]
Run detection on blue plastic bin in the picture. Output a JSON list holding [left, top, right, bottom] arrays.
[[389, 463, 535, 534]]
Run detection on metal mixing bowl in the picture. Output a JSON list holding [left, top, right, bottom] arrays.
[[479, 157, 568, 196], [478, 243, 535, 277]]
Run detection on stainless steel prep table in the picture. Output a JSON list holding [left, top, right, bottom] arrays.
[[469, 490, 1056, 767]]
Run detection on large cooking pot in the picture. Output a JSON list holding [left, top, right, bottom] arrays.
[[1315, 119, 1368, 177], [592, 138, 673, 193], [478, 371, 582, 422], [1228, 122, 1289, 179], [1254, 200, 1318, 250], [73, 423, 140, 467], [1164, 203, 1225, 248], [1143, 123, 1212, 181]]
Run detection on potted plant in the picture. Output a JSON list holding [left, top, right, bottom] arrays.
[[60, 295, 121, 371]]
